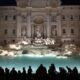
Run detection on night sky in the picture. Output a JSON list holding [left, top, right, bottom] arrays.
[[0, 0, 80, 6]]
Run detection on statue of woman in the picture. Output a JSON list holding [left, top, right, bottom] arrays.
[[36, 25, 42, 38], [36, 30, 41, 38]]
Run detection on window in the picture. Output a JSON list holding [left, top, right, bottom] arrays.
[[79, 29, 80, 33], [13, 29, 16, 35], [4, 40, 7, 44], [62, 15, 65, 20], [5, 16, 8, 21], [71, 29, 74, 34], [13, 15, 16, 20], [12, 40, 15, 43], [62, 29, 66, 34], [79, 15, 80, 20], [4, 29, 7, 35], [70, 15, 73, 20], [72, 40, 75, 43]]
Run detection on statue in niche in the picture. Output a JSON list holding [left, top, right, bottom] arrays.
[[51, 27, 55, 37], [21, 14, 27, 22], [21, 26, 27, 40], [35, 25, 42, 38], [34, 25, 44, 44], [36, 30, 41, 38], [51, 25, 57, 37]]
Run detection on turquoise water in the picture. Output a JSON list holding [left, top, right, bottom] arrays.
[[0, 55, 80, 72]]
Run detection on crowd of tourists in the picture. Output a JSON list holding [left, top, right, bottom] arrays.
[[0, 64, 79, 80]]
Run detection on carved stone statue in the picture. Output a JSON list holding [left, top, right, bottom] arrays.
[[36, 30, 41, 38], [21, 26, 27, 41], [35, 25, 42, 38]]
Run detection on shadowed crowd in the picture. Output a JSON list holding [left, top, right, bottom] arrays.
[[0, 64, 80, 80]]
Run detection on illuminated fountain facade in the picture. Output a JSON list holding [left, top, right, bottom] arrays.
[[0, 0, 80, 46]]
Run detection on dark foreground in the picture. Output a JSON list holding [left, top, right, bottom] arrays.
[[0, 64, 80, 80]]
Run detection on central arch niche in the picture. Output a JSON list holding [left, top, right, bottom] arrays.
[[32, 16, 45, 38]]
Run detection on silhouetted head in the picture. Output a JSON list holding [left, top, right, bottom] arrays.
[[23, 67, 25, 71], [29, 66, 31, 69]]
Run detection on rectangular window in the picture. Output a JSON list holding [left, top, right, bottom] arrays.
[[62, 15, 65, 20], [13, 29, 16, 35], [71, 29, 74, 34], [13, 15, 16, 20], [5, 16, 8, 21], [4, 40, 7, 44], [12, 40, 15, 43], [4, 29, 7, 35], [79, 15, 80, 21], [62, 29, 66, 34], [79, 29, 80, 33], [70, 15, 73, 21]]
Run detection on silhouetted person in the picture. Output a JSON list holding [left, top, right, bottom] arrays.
[[66, 66, 72, 74], [22, 67, 27, 80], [72, 67, 79, 80], [27, 66, 33, 80], [0, 67, 4, 80], [66, 66, 75, 80], [48, 64, 57, 80], [0, 65, 79, 80], [17, 70, 22, 80], [59, 67, 67, 80], [36, 64, 47, 80], [28, 66, 32, 75], [10, 67, 17, 80], [5, 68, 10, 80]]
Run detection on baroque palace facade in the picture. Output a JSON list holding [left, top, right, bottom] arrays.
[[0, 0, 80, 45]]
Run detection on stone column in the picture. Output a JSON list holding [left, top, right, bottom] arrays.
[[31, 23, 35, 39], [16, 12, 22, 41], [27, 8, 32, 38], [43, 23, 47, 38], [28, 0, 31, 6], [57, 11, 62, 37], [46, 10, 51, 38], [57, 16, 62, 37]]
